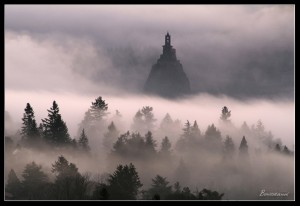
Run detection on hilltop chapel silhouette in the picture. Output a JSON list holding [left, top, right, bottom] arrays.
[[144, 32, 191, 98]]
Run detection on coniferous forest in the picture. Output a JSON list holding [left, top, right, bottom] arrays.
[[5, 96, 294, 200], [5, 5, 294, 201]]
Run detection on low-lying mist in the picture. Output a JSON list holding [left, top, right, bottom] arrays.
[[5, 90, 294, 148], [5, 91, 294, 200]]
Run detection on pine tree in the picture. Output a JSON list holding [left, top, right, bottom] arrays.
[[160, 113, 173, 130], [21, 103, 40, 144], [41, 101, 71, 146], [132, 110, 144, 132], [6, 169, 22, 199], [205, 124, 222, 141], [239, 136, 249, 156], [78, 129, 90, 152], [103, 121, 119, 150], [223, 135, 235, 159], [145, 131, 157, 155], [90, 96, 109, 122], [191, 120, 201, 138], [148, 175, 172, 200], [22, 162, 49, 199], [182, 120, 191, 138], [141, 106, 156, 132], [241, 121, 250, 134], [77, 109, 93, 136], [107, 163, 143, 200], [51, 156, 88, 200], [220, 106, 231, 122], [160, 136, 172, 155], [112, 131, 130, 156], [255, 120, 265, 133]]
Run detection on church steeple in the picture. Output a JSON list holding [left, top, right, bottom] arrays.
[[165, 32, 171, 46]]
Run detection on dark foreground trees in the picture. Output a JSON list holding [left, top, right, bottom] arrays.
[[20, 103, 40, 146], [107, 163, 143, 200], [41, 101, 71, 146]]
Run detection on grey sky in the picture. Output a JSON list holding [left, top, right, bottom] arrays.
[[5, 5, 294, 99]]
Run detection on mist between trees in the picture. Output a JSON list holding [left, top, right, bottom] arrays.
[[4, 96, 294, 200]]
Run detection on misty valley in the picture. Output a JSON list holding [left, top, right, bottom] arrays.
[[4, 96, 294, 200]]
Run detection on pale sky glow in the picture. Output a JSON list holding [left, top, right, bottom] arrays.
[[5, 4, 294, 147]]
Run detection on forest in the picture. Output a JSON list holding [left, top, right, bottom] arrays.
[[4, 96, 294, 200]]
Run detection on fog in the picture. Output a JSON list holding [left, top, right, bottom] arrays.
[[5, 91, 294, 199], [5, 91, 294, 148], [4, 5, 294, 200], [5, 5, 294, 99]]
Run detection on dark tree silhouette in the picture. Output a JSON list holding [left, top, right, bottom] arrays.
[[191, 120, 201, 138], [107, 163, 142, 200], [21, 103, 40, 145], [220, 106, 231, 122], [239, 136, 249, 156], [205, 124, 222, 140], [198, 188, 224, 200], [182, 120, 191, 138], [145, 131, 157, 155], [5, 169, 22, 199], [41, 101, 71, 146], [51, 156, 89, 200], [93, 183, 109, 200], [52, 155, 79, 177], [78, 129, 90, 152], [21, 162, 49, 199], [90, 96, 109, 122], [147, 175, 172, 200]]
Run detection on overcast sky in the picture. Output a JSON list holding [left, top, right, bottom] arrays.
[[5, 5, 294, 99]]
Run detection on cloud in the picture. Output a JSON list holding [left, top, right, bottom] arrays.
[[5, 5, 294, 99]]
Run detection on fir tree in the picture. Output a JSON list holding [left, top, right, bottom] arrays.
[[90, 96, 109, 122], [182, 120, 191, 138], [22, 162, 49, 199], [220, 106, 231, 122], [160, 136, 172, 155], [5, 169, 22, 199], [239, 136, 249, 156], [103, 121, 119, 150], [147, 175, 172, 200], [41, 101, 71, 146], [21, 103, 40, 144], [78, 129, 90, 152], [145, 131, 157, 155], [191, 120, 201, 138], [223, 135, 235, 159], [141, 106, 156, 132], [107, 163, 143, 200]]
